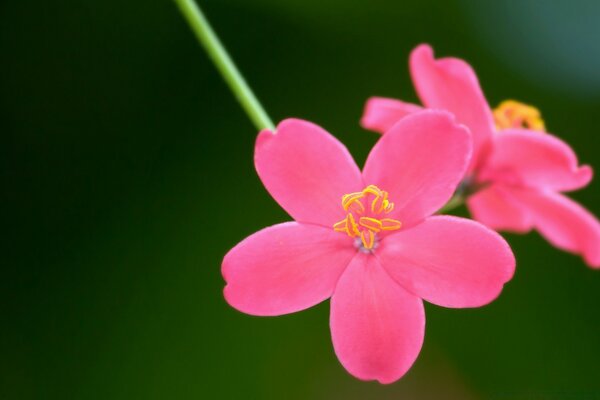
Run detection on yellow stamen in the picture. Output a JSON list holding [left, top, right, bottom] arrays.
[[371, 190, 389, 214], [493, 100, 546, 131], [347, 213, 359, 236], [381, 218, 402, 231], [333, 213, 360, 237], [333, 218, 348, 233], [362, 185, 382, 196], [360, 230, 375, 250], [384, 202, 394, 213], [333, 185, 403, 249], [359, 217, 383, 232], [342, 192, 365, 213]]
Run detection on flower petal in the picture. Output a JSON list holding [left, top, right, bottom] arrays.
[[360, 97, 422, 134], [330, 253, 425, 384], [467, 183, 533, 233], [484, 129, 593, 192], [410, 44, 495, 171], [362, 110, 472, 227], [255, 119, 363, 227], [222, 222, 356, 316], [379, 216, 516, 308], [508, 188, 600, 268]]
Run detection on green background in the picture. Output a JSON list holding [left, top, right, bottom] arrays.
[[2, 1, 600, 398]]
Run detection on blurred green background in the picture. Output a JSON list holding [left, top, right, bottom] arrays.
[[2, 0, 600, 399]]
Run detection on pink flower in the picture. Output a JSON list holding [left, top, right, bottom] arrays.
[[222, 112, 515, 383], [362, 44, 600, 268]]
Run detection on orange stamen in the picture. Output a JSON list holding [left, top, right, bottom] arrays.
[[333, 185, 403, 249], [381, 218, 402, 230], [342, 192, 365, 213], [359, 217, 383, 232], [362, 185, 382, 197], [493, 99, 546, 131], [360, 230, 375, 250]]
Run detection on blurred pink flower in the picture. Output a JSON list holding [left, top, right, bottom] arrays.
[[362, 44, 600, 268], [222, 112, 515, 383]]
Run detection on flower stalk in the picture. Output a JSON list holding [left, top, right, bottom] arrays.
[[174, 0, 275, 131]]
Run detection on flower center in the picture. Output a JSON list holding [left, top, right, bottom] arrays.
[[333, 185, 402, 251], [493, 100, 545, 131]]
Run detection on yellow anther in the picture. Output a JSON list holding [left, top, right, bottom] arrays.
[[342, 192, 365, 213], [371, 197, 381, 213], [493, 100, 546, 132], [371, 190, 388, 213], [333, 220, 345, 232], [360, 230, 375, 250], [334, 213, 360, 237], [384, 202, 394, 213], [334, 185, 402, 247], [342, 192, 362, 205], [381, 218, 402, 231], [347, 213, 359, 236], [362, 185, 383, 197], [359, 217, 383, 232]]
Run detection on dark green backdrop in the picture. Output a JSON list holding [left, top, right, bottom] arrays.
[[2, 1, 600, 399]]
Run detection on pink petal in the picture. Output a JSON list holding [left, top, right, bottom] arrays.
[[467, 183, 533, 233], [378, 216, 515, 308], [222, 222, 357, 316], [484, 129, 593, 192], [330, 253, 425, 384], [255, 119, 363, 227], [362, 110, 472, 228], [410, 44, 495, 171], [360, 97, 422, 134], [508, 188, 600, 268]]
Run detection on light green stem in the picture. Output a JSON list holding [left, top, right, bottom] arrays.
[[174, 0, 275, 131]]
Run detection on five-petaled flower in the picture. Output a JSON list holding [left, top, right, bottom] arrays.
[[362, 44, 600, 268], [222, 112, 515, 383]]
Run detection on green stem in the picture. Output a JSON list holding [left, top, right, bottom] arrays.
[[437, 194, 464, 214], [174, 0, 275, 131]]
